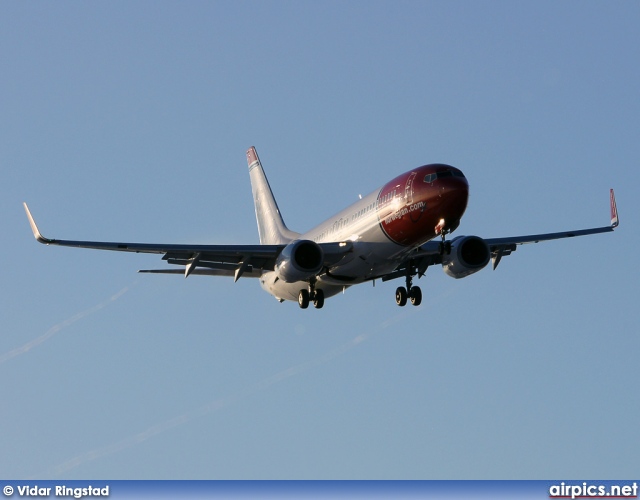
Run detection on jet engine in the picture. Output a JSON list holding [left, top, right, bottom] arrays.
[[442, 235, 490, 279], [274, 239, 324, 283]]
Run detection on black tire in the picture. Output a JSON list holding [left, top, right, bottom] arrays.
[[298, 289, 310, 309], [409, 286, 422, 306], [313, 289, 325, 309], [395, 286, 407, 306]]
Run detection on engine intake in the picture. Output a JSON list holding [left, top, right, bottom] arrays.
[[442, 235, 490, 279], [275, 240, 324, 283]]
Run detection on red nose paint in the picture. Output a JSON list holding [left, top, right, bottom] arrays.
[[377, 164, 469, 246]]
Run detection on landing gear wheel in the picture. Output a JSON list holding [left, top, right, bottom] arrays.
[[312, 289, 325, 309], [298, 289, 309, 309], [395, 286, 408, 307], [409, 286, 422, 306]]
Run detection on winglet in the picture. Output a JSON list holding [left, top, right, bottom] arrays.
[[610, 189, 619, 228], [23, 203, 53, 244]]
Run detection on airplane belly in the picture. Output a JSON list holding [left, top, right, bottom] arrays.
[[260, 271, 344, 302], [322, 238, 407, 285]]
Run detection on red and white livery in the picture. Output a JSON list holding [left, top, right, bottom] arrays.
[[24, 147, 619, 309]]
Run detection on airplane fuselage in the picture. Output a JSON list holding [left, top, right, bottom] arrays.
[[259, 164, 469, 301]]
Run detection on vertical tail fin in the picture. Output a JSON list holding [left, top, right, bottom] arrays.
[[246, 147, 300, 245]]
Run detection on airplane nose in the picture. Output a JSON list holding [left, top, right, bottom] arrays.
[[438, 178, 469, 225], [379, 165, 470, 246], [439, 176, 468, 197]]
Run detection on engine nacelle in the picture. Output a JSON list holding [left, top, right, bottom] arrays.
[[442, 235, 490, 279], [274, 239, 324, 283]]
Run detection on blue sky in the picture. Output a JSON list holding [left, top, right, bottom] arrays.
[[1, 1, 639, 479]]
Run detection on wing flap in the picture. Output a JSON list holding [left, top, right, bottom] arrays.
[[138, 268, 263, 279]]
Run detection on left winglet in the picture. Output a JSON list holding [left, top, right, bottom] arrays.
[[23, 203, 53, 244], [610, 189, 619, 228]]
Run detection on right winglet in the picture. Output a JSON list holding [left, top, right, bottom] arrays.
[[610, 189, 619, 228], [23, 203, 53, 244]]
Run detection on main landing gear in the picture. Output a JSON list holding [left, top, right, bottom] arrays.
[[395, 276, 422, 307], [298, 279, 324, 309], [396, 231, 452, 307], [395, 258, 422, 307], [395, 239, 449, 308]]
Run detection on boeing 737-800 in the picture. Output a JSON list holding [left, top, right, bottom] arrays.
[[24, 147, 619, 309]]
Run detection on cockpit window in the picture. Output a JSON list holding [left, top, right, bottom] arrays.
[[424, 170, 465, 183]]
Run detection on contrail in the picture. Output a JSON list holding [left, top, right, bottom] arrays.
[[0, 284, 134, 364], [43, 306, 416, 477]]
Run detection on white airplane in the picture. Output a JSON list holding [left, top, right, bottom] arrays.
[[24, 147, 619, 309]]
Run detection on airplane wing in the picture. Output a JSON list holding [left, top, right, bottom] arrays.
[[379, 189, 619, 281], [24, 203, 283, 280], [482, 188, 619, 269]]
